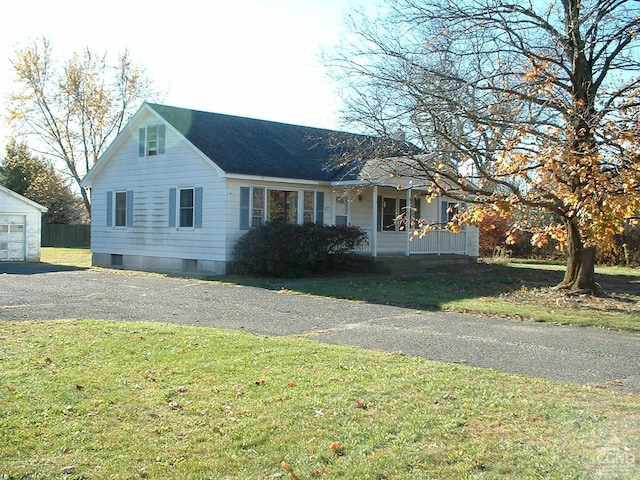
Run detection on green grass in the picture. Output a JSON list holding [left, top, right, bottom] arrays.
[[1, 320, 638, 479], [40, 248, 639, 333], [41, 247, 92, 269]]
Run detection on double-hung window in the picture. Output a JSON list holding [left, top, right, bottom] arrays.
[[303, 191, 315, 224], [251, 188, 265, 227], [179, 188, 195, 228], [107, 190, 133, 227], [115, 192, 127, 227], [169, 187, 203, 229], [139, 124, 166, 157]]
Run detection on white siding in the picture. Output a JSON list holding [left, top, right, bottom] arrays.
[[0, 190, 44, 262], [89, 111, 228, 268]]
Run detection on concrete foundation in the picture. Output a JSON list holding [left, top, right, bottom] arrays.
[[92, 253, 228, 276]]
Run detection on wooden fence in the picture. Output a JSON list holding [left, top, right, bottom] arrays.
[[41, 224, 91, 247]]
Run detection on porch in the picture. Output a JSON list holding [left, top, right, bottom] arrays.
[[333, 184, 478, 260], [341, 228, 473, 275]]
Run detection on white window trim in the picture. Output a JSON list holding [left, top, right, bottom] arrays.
[[140, 124, 165, 157]]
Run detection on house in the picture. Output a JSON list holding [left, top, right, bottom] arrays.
[[0, 186, 47, 262], [81, 103, 478, 275]]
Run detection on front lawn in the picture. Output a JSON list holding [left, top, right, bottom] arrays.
[[1, 320, 638, 479]]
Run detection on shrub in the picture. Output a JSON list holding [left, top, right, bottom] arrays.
[[233, 223, 368, 277]]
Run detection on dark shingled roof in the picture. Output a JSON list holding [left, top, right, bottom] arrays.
[[148, 103, 374, 182]]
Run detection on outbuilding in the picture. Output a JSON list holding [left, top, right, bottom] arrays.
[[0, 186, 47, 262]]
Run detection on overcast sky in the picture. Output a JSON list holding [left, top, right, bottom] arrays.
[[0, 0, 372, 150]]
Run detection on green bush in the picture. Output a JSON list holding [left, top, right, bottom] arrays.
[[233, 223, 368, 277]]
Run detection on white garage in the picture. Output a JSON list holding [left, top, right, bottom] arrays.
[[0, 186, 47, 262]]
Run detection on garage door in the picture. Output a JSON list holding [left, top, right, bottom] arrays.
[[0, 215, 25, 262]]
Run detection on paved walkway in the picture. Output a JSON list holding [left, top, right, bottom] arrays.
[[1, 265, 638, 394]]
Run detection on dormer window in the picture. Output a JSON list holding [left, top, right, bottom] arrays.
[[139, 124, 166, 157]]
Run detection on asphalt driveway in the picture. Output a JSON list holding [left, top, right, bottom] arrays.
[[1, 263, 639, 394]]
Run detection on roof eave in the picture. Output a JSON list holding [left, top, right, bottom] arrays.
[[224, 173, 331, 185]]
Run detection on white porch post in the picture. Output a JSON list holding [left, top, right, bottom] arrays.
[[371, 185, 378, 257], [405, 188, 411, 256]]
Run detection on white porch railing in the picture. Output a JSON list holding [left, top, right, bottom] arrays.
[[408, 229, 468, 254], [355, 229, 468, 255]]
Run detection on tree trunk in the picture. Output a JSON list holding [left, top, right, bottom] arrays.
[[555, 220, 597, 294], [77, 186, 91, 217]]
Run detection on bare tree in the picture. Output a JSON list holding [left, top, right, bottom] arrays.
[[7, 37, 158, 214], [328, 0, 640, 293]]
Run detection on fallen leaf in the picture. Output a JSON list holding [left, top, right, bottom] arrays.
[[7, 386, 15, 393], [330, 442, 345, 456], [288, 381, 297, 388], [281, 460, 291, 471], [355, 399, 368, 409], [141, 370, 157, 382]]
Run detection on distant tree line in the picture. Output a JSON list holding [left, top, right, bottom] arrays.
[[0, 139, 85, 224]]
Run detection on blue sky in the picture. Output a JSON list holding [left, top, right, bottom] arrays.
[[0, 0, 370, 149]]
